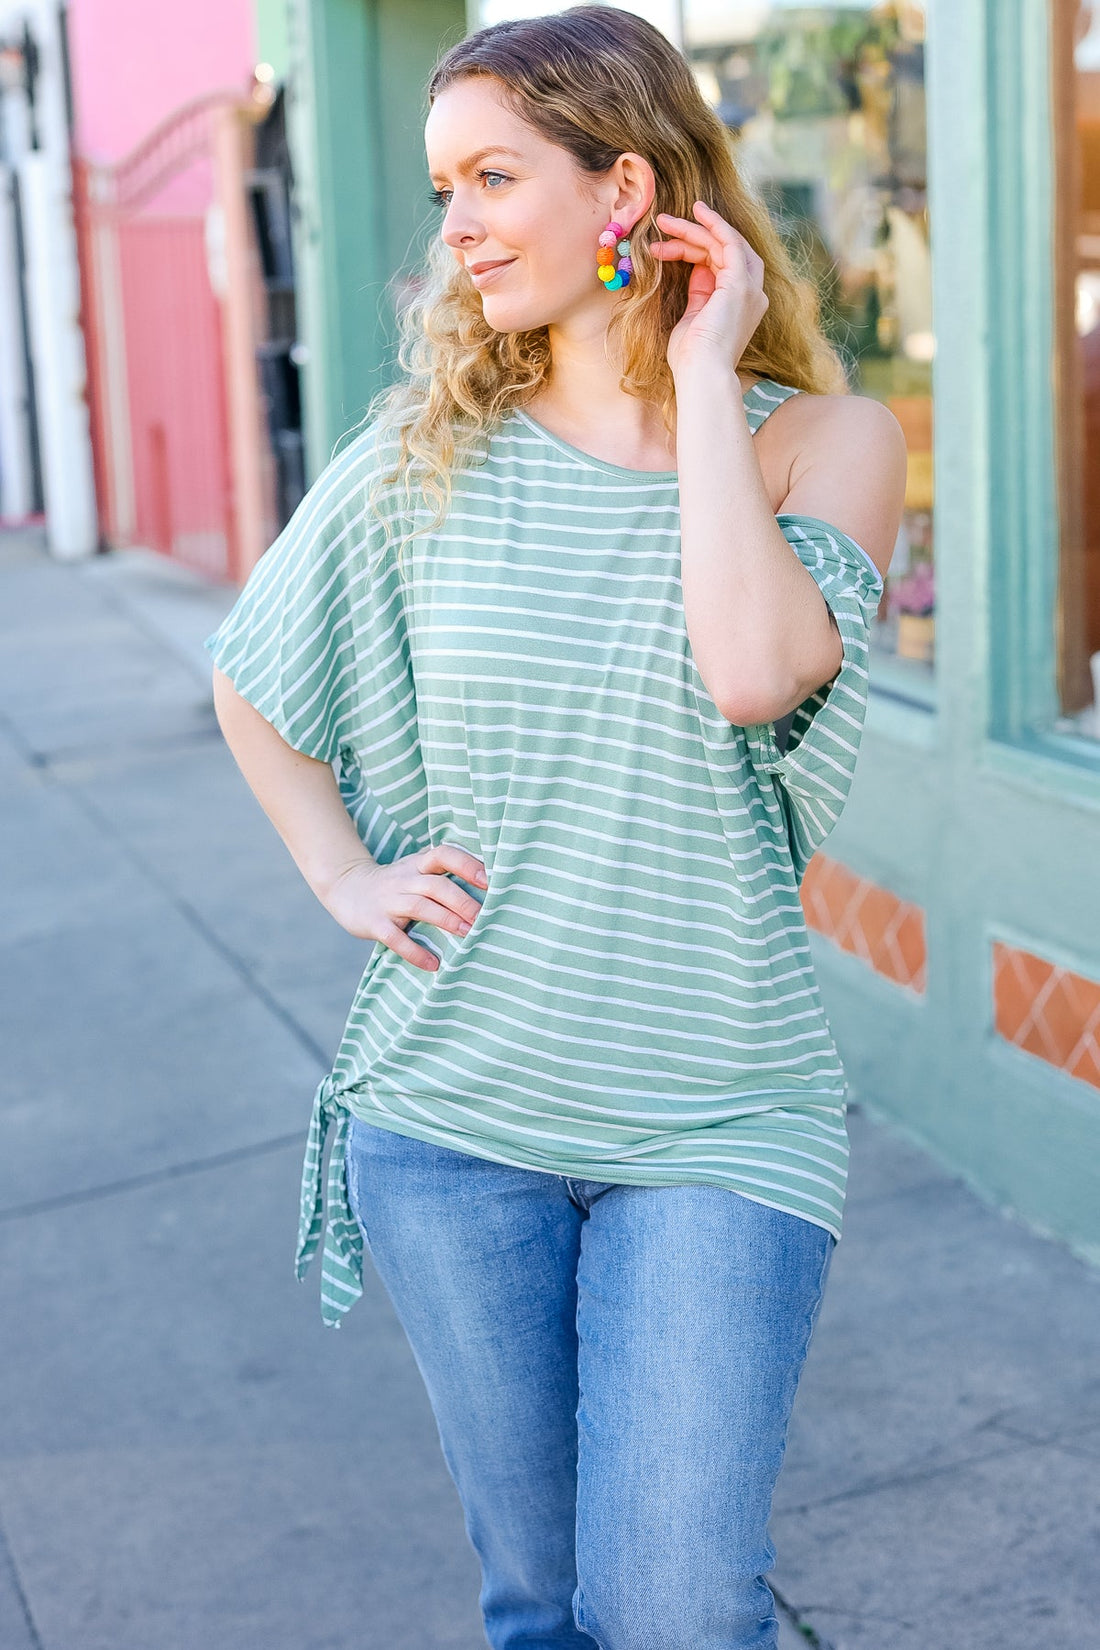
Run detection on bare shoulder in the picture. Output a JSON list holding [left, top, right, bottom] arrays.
[[769, 390, 909, 580], [773, 387, 906, 455]]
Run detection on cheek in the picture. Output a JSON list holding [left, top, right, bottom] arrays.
[[516, 206, 601, 281]]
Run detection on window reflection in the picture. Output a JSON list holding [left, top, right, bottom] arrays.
[[1054, 1, 1100, 741], [683, 2, 933, 683]]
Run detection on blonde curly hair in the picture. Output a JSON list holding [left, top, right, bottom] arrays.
[[364, 4, 849, 557]]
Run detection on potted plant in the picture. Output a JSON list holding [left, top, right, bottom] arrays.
[[891, 558, 934, 662]]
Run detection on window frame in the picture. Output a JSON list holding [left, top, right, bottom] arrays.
[[985, 0, 1100, 779]]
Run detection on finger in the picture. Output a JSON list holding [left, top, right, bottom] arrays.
[[654, 213, 716, 249], [654, 216, 742, 274], [659, 204, 739, 251], [377, 920, 443, 971], [648, 238, 711, 263], [426, 875, 485, 926], [690, 200, 742, 247], [684, 204, 762, 275], [423, 842, 489, 888], [737, 237, 765, 276], [402, 890, 477, 935], [661, 201, 754, 254], [705, 214, 765, 282]]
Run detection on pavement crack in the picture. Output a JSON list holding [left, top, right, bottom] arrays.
[[780, 1432, 1040, 1516], [0, 1507, 44, 1649], [0, 1131, 303, 1222], [27, 721, 223, 776], [795, 1602, 916, 1632], [771, 1584, 834, 1647], [0, 704, 41, 770]]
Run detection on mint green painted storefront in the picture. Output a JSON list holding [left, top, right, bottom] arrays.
[[262, 0, 1100, 1268], [825, 0, 1100, 1268], [258, 0, 468, 474]]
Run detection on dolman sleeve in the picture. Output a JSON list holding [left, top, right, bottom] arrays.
[[743, 512, 886, 881], [204, 429, 396, 765], [205, 432, 430, 1333]]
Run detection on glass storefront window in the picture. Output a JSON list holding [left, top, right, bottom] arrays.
[[682, 2, 933, 687], [1053, 1, 1100, 742]]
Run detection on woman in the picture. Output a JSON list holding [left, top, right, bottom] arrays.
[[208, 8, 907, 1647]]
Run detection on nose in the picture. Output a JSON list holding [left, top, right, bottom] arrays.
[[440, 200, 484, 253]]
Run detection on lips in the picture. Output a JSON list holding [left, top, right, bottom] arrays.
[[468, 258, 514, 276], [468, 258, 516, 287]]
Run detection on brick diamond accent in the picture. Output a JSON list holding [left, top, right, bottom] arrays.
[[800, 854, 926, 993], [992, 941, 1100, 1091]]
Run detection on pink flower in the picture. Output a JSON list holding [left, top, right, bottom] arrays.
[[892, 559, 934, 616]]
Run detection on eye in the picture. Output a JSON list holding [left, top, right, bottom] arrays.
[[427, 169, 513, 209]]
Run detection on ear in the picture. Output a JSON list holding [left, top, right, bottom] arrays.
[[610, 152, 656, 231]]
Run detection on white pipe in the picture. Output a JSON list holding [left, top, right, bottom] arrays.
[[20, 147, 96, 556], [0, 161, 33, 518]]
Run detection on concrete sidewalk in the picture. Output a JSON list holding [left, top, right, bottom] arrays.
[[0, 527, 1097, 1650]]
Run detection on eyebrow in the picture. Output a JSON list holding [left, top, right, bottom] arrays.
[[427, 145, 526, 184]]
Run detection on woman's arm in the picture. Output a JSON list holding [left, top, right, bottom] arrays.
[[212, 665, 377, 906], [650, 201, 907, 727], [211, 668, 488, 969], [675, 365, 906, 724]]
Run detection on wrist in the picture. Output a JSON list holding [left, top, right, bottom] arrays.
[[672, 354, 748, 402], [307, 850, 378, 910], [673, 362, 753, 453]]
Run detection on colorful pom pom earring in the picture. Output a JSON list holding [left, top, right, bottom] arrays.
[[596, 220, 632, 291]]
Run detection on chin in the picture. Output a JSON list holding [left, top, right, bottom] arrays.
[[481, 291, 599, 336], [478, 296, 553, 333]]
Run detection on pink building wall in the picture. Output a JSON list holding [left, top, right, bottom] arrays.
[[70, 0, 261, 577], [67, 0, 255, 165]]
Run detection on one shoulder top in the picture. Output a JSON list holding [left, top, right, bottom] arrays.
[[206, 379, 886, 1326]]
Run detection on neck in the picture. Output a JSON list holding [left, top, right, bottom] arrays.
[[521, 316, 759, 472], [532, 315, 632, 415], [523, 314, 666, 468]]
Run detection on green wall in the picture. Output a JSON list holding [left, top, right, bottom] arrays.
[[287, 0, 467, 473], [811, 0, 1100, 1267], [256, 0, 291, 79]]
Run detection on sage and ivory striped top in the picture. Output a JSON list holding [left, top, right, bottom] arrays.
[[206, 378, 885, 1327]]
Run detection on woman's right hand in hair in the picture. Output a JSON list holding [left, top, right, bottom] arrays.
[[649, 201, 769, 380], [322, 843, 489, 972]]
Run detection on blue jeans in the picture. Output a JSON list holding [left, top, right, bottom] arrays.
[[345, 1117, 835, 1650]]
